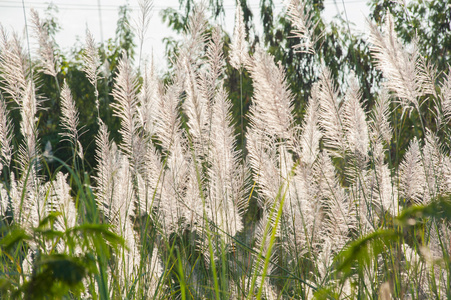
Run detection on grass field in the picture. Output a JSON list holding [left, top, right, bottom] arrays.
[[0, 1, 450, 299]]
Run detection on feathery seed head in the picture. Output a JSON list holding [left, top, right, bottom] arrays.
[[399, 138, 426, 204], [59, 80, 80, 145], [441, 67, 451, 124], [318, 69, 345, 156], [285, 0, 322, 54], [299, 82, 321, 167], [0, 97, 13, 170], [83, 29, 102, 89], [137, 58, 160, 136], [247, 48, 295, 140], [0, 26, 31, 105], [230, 0, 248, 69], [369, 13, 423, 115], [342, 75, 369, 165], [30, 8, 58, 77], [370, 89, 392, 144]]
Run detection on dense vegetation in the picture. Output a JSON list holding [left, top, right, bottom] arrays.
[[0, 0, 450, 299]]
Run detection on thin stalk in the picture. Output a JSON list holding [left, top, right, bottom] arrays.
[[240, 66, 244, 151]]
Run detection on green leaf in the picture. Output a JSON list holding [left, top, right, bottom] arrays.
[[0, 228, 29, 252], [37, 211, 61, 229], [23, 254, 88, 299], [335, 229, 401, 275], [69, 223, 125, 248], [33, 229, 64, 240], [396, 196, 451, 226]]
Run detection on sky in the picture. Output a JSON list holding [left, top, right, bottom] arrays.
[[0, 0, 371, 73]]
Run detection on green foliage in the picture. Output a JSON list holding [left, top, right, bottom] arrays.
[[21, 254, 90, 299], [0, 218, 124, 299], [397, 197, 451, 224], [0, 228, 29, 252], [335, 229, 401, 276]]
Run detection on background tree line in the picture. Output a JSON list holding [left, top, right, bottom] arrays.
[[3, 0, 450, 175]]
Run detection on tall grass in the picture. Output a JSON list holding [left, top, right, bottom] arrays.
[[0, 1, 450, 299]]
